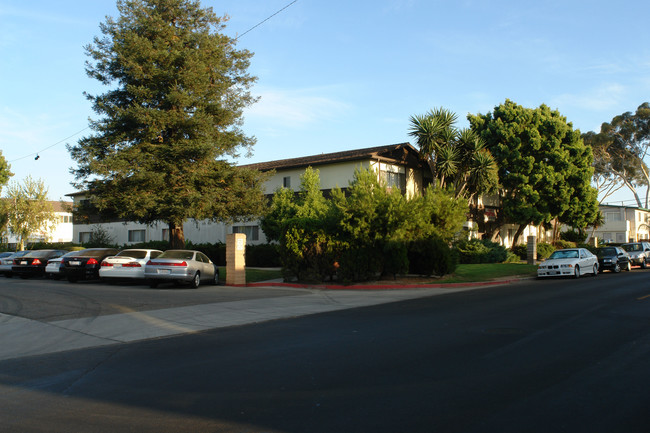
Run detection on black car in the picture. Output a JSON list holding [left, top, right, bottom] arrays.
[[62, 248, 120, 282], [596, 246, 631, 273], [12, 249, 68, 278]]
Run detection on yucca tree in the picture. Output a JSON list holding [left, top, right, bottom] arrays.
[[409, 108, 498, 198]]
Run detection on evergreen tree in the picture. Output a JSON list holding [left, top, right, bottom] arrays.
[[69, 0, 267, 248]]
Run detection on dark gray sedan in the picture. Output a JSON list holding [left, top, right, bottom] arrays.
[[144, 250, 219, 288]]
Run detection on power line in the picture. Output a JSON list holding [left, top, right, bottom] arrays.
[[8, 126, 90, 163], [236, 0, 298, 40], [7, 2, 298, 164]]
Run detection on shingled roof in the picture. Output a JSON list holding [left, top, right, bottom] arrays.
[[241, 142, 422, 172]]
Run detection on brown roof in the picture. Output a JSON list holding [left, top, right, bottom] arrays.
[[50, 201, 73, 213], [241, 142, 422, 171]]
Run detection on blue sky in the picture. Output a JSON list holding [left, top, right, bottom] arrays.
[[1, 0, 649, 204]]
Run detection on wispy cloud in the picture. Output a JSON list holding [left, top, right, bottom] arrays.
[[245, 87, 351, 128], [550, 83, 627, 112]]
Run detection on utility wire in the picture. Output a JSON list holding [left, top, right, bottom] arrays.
[[8, 1, 298, 164], [236, 0, 298, 40], [8, 126, 90, 163]]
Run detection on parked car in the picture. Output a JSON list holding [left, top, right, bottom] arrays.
[[45, 251, 79, 279], [99, 249, 164, 281], [12, 249, 68, 278], [0, 251, 31, 278], [595, 246, 631, 273], [537, 248, 599, 278], [62, 248, 120, 282], [620, 242, 650, 268], [144, 249, 219, 288]]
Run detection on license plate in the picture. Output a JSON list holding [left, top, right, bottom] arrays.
[[70, 261, 81, 266], [20, 261, 28, 265], [158, 269, 171, 275]]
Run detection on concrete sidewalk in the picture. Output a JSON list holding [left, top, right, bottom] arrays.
[[0, 282, 512, 361]]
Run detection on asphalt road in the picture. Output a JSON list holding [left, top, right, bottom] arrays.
[[1, 271, 650, 432]]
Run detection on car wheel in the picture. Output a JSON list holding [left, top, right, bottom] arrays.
[[148, 280, 158, 288], [626, 262, 632, 271], [190, 272, 200, 289], [614, 263, 621, 273], [212, 268, 219, 285], [574, 266, 580, 279], [642, 259, 648, 269], [593, 264, 598, 276]]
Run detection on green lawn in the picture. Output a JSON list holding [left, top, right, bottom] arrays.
[[439, 263, 538, 284], [219, 263, 537, 285]]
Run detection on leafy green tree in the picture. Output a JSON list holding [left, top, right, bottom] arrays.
[[0, 151, 14, 244], [69, 0, 267, 248], [409, 108, 498, 200], [6, 176, 57, 251], [469, 100, 599, 245], [583, 103, 650, 207]]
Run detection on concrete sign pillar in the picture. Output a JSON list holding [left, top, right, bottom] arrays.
[[226, 233, 246, 286], [527, 235, 537, 265]]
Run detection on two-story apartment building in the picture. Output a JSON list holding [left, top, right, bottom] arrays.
[[589, 204, 650, 244], [68, 143, 431, 246]]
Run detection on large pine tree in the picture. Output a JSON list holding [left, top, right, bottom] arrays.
[[69, 0, 267, 248]]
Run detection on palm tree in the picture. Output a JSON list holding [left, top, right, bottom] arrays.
[[409, 108, 498, 197]]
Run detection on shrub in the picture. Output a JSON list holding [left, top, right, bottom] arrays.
[[381, 240, 409, 278], [560, 229, 587, 244], [246, 243, 281, 267], [186, 241, 226, 265], [408, 237, 457, 276], [454, 239, 508, 264], [511, 244, 527, 260], [337, 245, 382, 282], [554, 239, 576, 249], [536, 242, 555, 260]]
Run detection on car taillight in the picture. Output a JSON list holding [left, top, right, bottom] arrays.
[[32, 259, 41, 265], [87, 258, 99, 265], [148, 261, 187, 267], [101, 261, 113, 267], [122, 262, 142, 268]]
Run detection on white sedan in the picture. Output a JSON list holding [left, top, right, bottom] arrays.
[[99, 249, 163, 280], [537, 248, 599, 278], [145, 249, 219, 288]]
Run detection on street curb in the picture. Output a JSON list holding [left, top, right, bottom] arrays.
[[234, 278, 526, 290]]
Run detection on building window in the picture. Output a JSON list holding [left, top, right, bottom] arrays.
[[283, 176, 291, 188], [605, 212, 622, 222], [232, 225, 259, 241], [162, 228, 169, 241], [128, 229, 146, 243], [79, 232, 91, 244], [379, 164, 406, 193]]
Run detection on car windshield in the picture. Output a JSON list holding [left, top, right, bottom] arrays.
[[622, 244, 642, 252], [158, 250, 194, 260], [598, 248, 617, 256], [116, 250, 148, 259], [549, 250, 579, 259]]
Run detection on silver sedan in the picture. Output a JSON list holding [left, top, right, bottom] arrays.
[[144, 249, 219, 288]]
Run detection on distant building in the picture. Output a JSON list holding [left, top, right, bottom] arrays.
[[3, 201, 73, 249], [589, 204, 650, 244]]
